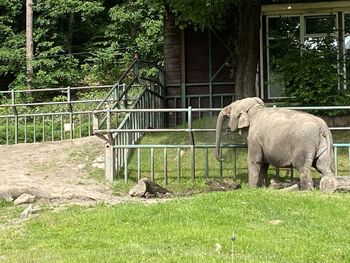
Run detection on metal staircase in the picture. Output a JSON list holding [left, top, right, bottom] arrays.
[[92, 57, 165, 180]]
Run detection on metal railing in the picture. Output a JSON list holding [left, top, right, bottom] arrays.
[[0, 57, 165, 145], [0, 85, 114, 144], [94, 58, 164, 130], [93, 106, 350, 183]]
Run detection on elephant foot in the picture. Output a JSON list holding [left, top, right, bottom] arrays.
[[300, 181, 314, 191]]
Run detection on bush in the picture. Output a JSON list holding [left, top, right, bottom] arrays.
[[270, 34, 350, 115]]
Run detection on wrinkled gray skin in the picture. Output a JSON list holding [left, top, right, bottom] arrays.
[[215, 97, 334, 190]]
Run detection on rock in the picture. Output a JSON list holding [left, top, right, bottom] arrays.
[[94, 156, 104, 163], [14, 194, 36, 205], [92, 162, 104, 169], [269, 219, 283, 225], [215, 243, 222, 253], [144, 192, 156, 199], [129, 178, 171, 198], [20, 204, 33, 219], [91, 156, 105, 169], [20, 204, 40, 219], [77, 164, 85, 170], [320, 176, 350, 193], [269, 179, 298, 190], [205, 179, 241, 191], [280, 184, 299, 192]]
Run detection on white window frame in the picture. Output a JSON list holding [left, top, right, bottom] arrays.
[[265, 13, 339, 99], [343, 12, 350, 90]]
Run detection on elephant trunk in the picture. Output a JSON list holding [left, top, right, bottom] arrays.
[[215, 107, 229, 162]]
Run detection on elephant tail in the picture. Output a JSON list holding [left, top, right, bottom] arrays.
[[318, 124, 334, 173]]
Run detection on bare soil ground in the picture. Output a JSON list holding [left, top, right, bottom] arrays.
[[0, 136, 125, 205]]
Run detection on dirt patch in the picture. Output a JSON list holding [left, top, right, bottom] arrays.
[[0, 137, 125, 205]]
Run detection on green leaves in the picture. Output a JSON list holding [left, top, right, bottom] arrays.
[[167, 0, 235, 30], [271, 34, 349, 111], [0, 0, 164, 90]]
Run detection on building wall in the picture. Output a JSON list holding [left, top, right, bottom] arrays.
[[164, 12, 235, 126]]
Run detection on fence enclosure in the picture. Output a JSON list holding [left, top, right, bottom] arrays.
[[2, 58, 350, 185], [93, 106, 350, 184]]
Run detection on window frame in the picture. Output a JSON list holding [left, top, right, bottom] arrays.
[[265, 13, 339, 99]]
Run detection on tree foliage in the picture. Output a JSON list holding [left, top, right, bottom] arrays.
[[0, 0, 164, 90], [167, 0, 234, 30], [271, 34, 350, 111]]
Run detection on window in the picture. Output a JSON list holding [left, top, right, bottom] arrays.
[[266, 14, 339, 98], [267, 16, 300, 97], [304, 15, 336, 35], [345, 14, 350, 87]]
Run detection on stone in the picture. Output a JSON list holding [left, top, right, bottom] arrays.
[[320, 176, 350, 193], [20, 204, 33, 219], [92, 162, 104, 169], [269, 219, 283, 225], [280, 184, 299, 192], [20, 204, 40, 219], [14, 194, 36, 205], [129, 178, 171, 198]]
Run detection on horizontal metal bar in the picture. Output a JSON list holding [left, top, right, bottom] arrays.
[[334, 143, 350, 147], [0, 110, 93, 118], [272, 105, 350, 110], [112, 144, 248, 149], [165, 82, 235, 87], [166, 94, 234, 99], [95, 127, 350, 135], [112, 143, 350, 149], [0, 99, 116, 108], [92, 106, 350, 114], [0, 85, 113, 95], [330, 127, 350, 130], [92, 108, 221, 114]]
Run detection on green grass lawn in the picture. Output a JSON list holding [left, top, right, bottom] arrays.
[[1, 189, 350, 262], [1, 117, 350, 262]]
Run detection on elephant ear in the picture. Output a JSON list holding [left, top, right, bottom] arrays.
[[238, 111, 249, 129]]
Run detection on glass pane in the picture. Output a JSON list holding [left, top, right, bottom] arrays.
[[345, 14, 350, 35], [345, 36, 350, 86], [269, 72, 285, 98], [305, 15, 336, 35], [268, 39, 289, 97], [346, 35, 350, 50], [304, 36, 338, 50], [268, 16, 300, 38]]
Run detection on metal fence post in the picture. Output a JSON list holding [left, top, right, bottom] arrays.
[[105, 140, 116, 181], [188, 107, 195, 181], [67, 86, 73, 139], [11, 90, 18, 144]]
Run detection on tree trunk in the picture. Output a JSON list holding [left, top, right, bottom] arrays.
[[234, 2, 261, 100], [320, 176, 350, 193], [129, 178, 171, 198], [26, 0, 34, 89]]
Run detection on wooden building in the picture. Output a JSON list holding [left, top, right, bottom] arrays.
[[164, 0, 350, 124], [164, 11, 235, 125]]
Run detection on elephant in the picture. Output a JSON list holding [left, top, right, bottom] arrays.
[[215, 97, 334, 190]]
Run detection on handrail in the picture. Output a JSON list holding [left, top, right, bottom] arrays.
[[93, 57, 165, 132]]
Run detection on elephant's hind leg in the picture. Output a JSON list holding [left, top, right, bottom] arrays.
[[313, 151, 334, 178], [296, 163, 314, 190]]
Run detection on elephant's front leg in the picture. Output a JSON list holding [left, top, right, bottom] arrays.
[[247, 145, 264, 187]]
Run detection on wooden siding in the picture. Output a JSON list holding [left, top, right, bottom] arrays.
[[164, 12, 235, 126]]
